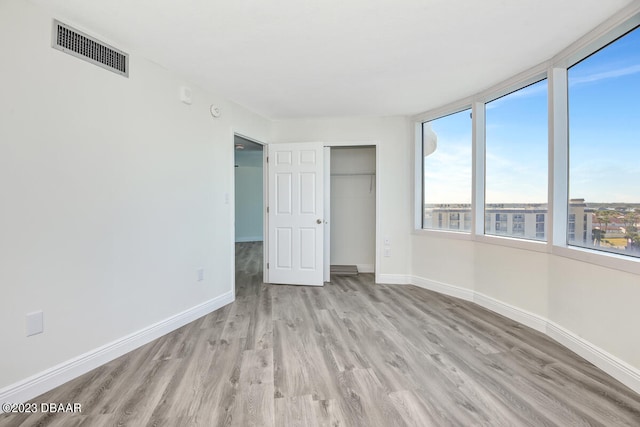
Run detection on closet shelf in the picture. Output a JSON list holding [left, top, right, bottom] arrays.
[[330, 172, 376, 177]]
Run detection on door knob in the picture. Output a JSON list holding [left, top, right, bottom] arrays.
[[316, 219, 322, 224]]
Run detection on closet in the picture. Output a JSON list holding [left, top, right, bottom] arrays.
[[330, 146, 376, 274]]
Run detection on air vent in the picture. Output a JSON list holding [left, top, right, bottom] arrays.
[[52, 20, 128, 77]]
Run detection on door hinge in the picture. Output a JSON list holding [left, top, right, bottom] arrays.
[[267, 263, 269, 269], [266, 156, 269, 163], [267, 206, 269, 213]]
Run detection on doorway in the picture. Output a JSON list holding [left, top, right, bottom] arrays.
[[234, 136, 264, 243], [263, 142, 378, 286], [234, 135, 265, 293], [329, 146, 376, 275]]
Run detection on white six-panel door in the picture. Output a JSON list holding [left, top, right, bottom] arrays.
[[267, 142, 324, 286]]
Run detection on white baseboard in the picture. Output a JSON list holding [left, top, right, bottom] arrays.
[[0, 291, 234, 407], [376, 273, 411, 285], [408, 274, 640, 395], [473, 293, 547, 333], [411, 276, 475, 301], [546, 321, 640, 395], [235, 236, 263, 243], [356, 264, 375, 273]]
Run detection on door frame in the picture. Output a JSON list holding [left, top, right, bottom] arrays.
[[263, 140, 380, 284], [231, 132, 267, 298]]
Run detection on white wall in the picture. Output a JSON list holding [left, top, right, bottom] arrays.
[[235, 149, 264, 242], [548, 256, 640, 369], [0, 0, 270, 392], [412, 232, 640, 390], [330, 147, 376, 270], [271, 117, 413, 281]]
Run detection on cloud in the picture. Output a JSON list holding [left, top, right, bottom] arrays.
[[487, 80, 547, 109], [423, 138, 472, 204], [570, 159, 640, 202], [484, 151, 547, 203], [570, 64, 640, 85]]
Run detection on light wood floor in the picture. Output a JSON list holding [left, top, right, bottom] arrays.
[[2, 242, 640, 426]]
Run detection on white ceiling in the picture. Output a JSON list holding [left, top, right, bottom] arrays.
[[33, 0, 635, 119]]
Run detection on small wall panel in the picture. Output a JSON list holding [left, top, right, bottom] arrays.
[[276, 173, 292, 215], [276, 151, 293, 165], [276, 228, 292, 269], [299, 173, 316, 214], [299, 150, 316, 165], [299, 228, 316, 270]]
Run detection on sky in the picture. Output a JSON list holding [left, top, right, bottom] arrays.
[[423, 25, 640, 205]]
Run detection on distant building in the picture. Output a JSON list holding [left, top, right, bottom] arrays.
[[567, 199, 593, 245], [423, 199, 594, 244]]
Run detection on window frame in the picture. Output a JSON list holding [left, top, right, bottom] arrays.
[[412, 7, 640, 274], [483, 78, 549, 242], [415, 105, 474, 239]]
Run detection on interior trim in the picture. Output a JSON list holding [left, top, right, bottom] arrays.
[[408, 275, 640, 395], [0, 291, 235, 408]]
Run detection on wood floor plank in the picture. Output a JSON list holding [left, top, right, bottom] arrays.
[[312, 398, 349, 427], [2, 241, 640, 427], [340, 368, 404, 427], [229, 348, 275, 427], [389, 389, 451, 427], [315, 309, 369, 372], [244, 283, 273, 351], [273, 318, 341, 401], [275, 395, 321, 427]]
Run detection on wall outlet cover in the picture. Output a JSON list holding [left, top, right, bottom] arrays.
[[26, 311, 44, 337], [180, 86, 192, 105]]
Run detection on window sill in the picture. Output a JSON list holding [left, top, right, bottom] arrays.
[[415, 228, 640, 275]]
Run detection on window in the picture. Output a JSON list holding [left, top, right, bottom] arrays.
[[414, 14, 640, 270], [422, 109, 472, 231], [512, 214, 525, 236], [485, 79, 548, 240], [463, 213, 472, 231], [449, 213, 460, 230], [568, 214, 576, 241], [495, 213, 508, 235], [568, 26, 640, 258], [536, 214, 545, 239]]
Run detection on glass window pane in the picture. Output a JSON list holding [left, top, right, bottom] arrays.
[[485, 79, 548, 240], [422, 109, 472, 231], [568, 26, 640, 258]]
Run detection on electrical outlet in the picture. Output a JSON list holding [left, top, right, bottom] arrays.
[[197, 268, 204, 282], [384, 248, 391, 257], [26, 311, 44, 337]]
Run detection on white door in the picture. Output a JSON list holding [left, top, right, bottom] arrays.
[[267, 142, 324, 286]]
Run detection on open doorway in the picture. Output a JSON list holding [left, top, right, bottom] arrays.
[[329, 146, 376, 276], [259, 142, 379, 286], [234, 135, 265, 293]]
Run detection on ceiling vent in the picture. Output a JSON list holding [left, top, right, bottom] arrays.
[[52, 20, 128, 77]]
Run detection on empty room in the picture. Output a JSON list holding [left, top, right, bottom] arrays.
[[1, 0, 640, 425]]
